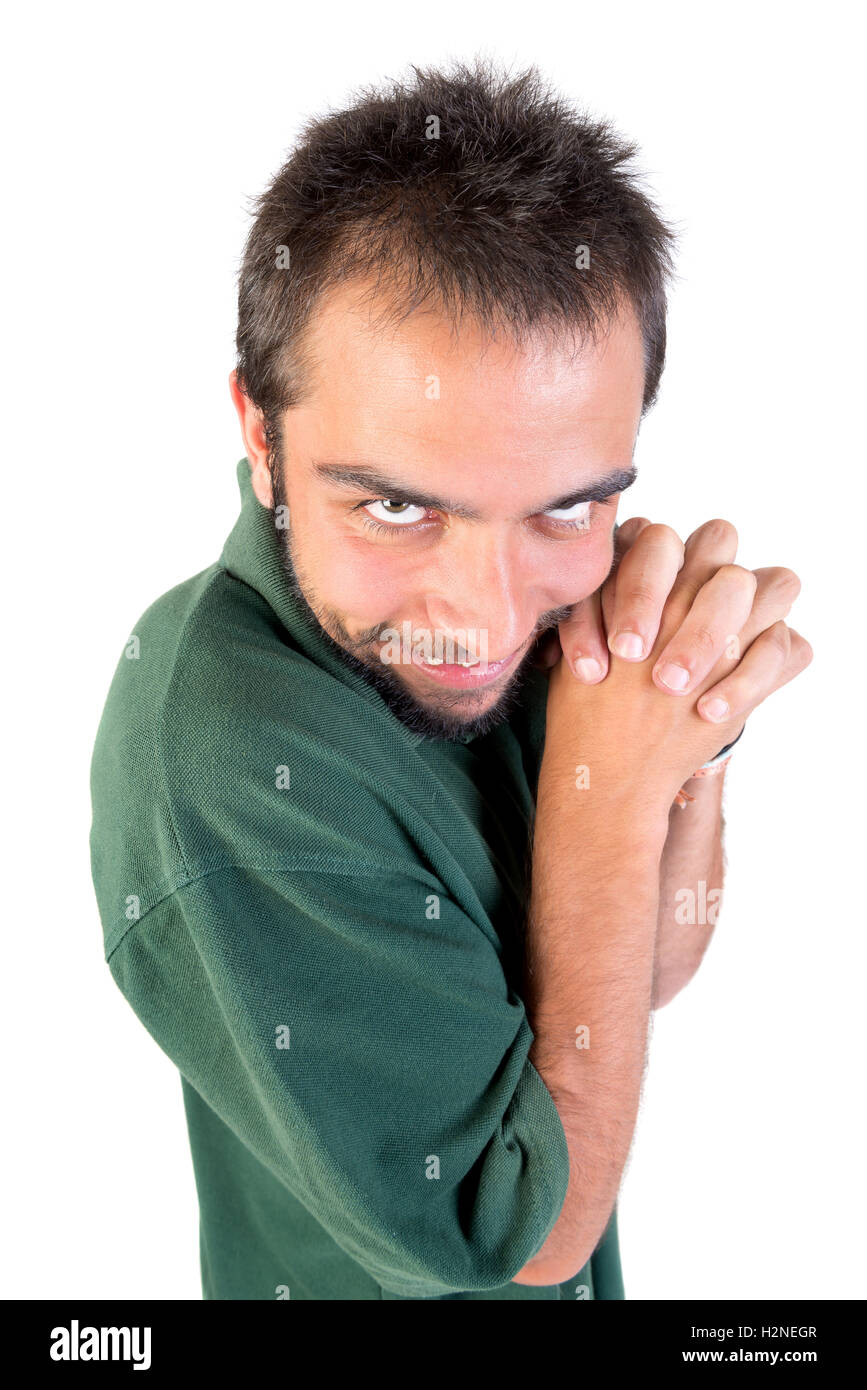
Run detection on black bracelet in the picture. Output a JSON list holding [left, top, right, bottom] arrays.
[[708, 722, 746, 765]]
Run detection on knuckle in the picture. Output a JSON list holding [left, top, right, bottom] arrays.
[[622, 580, 659, 610], [618, 515, 652, 535], [789, 629, 814, 665], [643, 522, 683, 550], [768, 620, 792, 656], [698, 517, 739, 551], [567, 601, 595, 630], [770, 566, 802, 600], [688, 623, 719, 657], [718, 563, 757, 595]]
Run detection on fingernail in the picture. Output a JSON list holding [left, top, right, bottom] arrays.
[[656, 662, 690, 691], [611, 632, 644, 660], [700, 697, 729, 722], [574, 657, 603, 682]]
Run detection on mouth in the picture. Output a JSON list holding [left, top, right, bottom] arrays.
[[409, 645, 523, 689]]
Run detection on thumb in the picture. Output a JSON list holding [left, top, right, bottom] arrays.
[[557, 586, 609, 684]]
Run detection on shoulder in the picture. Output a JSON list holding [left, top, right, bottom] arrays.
[[91, 565, 427, 948]]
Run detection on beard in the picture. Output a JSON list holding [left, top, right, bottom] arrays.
[[269, 443, 573, 741]]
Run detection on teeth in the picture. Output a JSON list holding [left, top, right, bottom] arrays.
[[419, 653, 486, 667], [424, 657, 481, 667]]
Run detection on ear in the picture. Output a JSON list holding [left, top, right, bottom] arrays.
[[229, 370, 273, 508]]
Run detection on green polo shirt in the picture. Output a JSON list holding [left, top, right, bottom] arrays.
[[90, 458, 624, 1301]]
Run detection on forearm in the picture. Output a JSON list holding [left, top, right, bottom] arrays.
[[653, 772, 726, 1009], [514, 755, 669, 1286]]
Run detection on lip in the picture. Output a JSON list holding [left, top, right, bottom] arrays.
[[409, 645, 522, 689]]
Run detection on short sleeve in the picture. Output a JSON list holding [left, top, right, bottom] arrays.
[[107, 860, 570, 1297]]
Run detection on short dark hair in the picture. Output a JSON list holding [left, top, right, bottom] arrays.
[[235, 59, 677, 443]]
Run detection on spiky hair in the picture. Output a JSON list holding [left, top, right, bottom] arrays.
[[236, 59, 677, 436]]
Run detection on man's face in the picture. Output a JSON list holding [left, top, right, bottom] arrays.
[[243, 281, 646, 739]]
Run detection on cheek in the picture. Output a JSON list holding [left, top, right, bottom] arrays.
[[309, 532, 416, 622], [531, 531, 615, 606], [286, 494, 410, 623]]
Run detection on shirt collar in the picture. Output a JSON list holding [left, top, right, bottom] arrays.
[[219, 458, 483, 745]]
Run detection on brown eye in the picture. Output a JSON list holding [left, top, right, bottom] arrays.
[[364, 500, 428, 526]]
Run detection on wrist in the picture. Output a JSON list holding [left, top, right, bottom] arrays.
[[673, 724, 743, 808], [697, 722, 745, 771], [536, 756, 672, 855]]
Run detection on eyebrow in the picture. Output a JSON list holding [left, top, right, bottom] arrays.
[[312, 460, 638, 519]]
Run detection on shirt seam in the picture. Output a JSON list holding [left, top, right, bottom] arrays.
[[103, 855, 447, 962]]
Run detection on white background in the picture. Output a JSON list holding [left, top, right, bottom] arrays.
[[3, 0, 863, 1300]]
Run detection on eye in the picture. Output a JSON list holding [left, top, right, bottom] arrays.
[[543, 500, 594, 527], [363, 500, 429, 526]]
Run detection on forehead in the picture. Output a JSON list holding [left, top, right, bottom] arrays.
[[288, 279, 646, 498]]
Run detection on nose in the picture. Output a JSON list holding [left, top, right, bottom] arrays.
[[423, 527, 533, 661]]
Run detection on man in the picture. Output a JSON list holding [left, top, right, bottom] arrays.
[[90, 61, 811, 1300]]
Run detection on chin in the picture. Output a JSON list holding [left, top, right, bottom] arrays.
[[385, 665, 528, 742]]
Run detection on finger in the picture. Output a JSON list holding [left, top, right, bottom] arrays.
[[672, 519, 740, 600], [655, 519, 739, 642], [651, 563, 757, 694], [601, 516, 653, 634], [613, 515, 654, 555], [562, 518, 654, 680], [650, 518, 739, 648], [605, 523, 685, 661], [723, 567, 802, 661], [558, 586, 610, 683], [696, 623, 814, 725], [653, 562, 803, 694]]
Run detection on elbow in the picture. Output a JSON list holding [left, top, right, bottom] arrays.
[[511, 1259, 571, 1286], [511, 1234, 598, 1288]]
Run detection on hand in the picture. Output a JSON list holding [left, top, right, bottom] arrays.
[[558, 517, 812, 729], [542, 518, 813, 813]]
